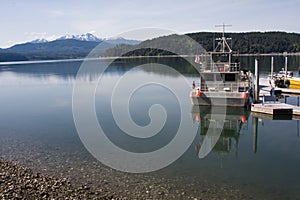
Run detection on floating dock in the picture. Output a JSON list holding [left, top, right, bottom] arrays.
[[259, 85, 300, 96], [254, 85, 300, 118], [251, 102, 300, 119], [250, 56, 300, 119], [251, 103, 293, 115], [251, 102, 292, 119], [279, 88, 300, 95]]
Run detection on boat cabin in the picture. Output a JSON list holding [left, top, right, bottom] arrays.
[[198, 52, 250, 93]]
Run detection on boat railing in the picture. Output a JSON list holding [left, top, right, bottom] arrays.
[[200, 62, 240, 72], [193, 82, 241, 92], [191, 88, 245, 98]]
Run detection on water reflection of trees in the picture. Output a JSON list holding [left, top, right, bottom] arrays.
[[1, 56, 299, 83], [0, 57, 199, 83]]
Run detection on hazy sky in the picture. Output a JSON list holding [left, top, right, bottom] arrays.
[[1, 0, 299, 48]]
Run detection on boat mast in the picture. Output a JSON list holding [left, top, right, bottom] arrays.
[[214, 23, 232, 53], [214, 23, 233, 64]]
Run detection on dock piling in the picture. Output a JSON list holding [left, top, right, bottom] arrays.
[[271, 56, 274, 78], [254, 58, 259, 103], [284, 54, 288, 77]]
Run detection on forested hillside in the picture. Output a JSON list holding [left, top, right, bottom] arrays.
[[188, 31, 300, 53], [103, 32, 300, 57]]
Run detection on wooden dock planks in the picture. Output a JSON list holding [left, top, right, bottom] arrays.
[[251, 103, 293, 116], [280, 88, 300, 95], [253, 85, 300, 119]]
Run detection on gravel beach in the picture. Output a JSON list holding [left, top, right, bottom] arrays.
[[0, 135, 258, 199], [0, 159, 110, 199], [0, 158, 254, 200]]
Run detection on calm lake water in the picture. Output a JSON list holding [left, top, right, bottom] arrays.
[[0, 56, 300, 199]]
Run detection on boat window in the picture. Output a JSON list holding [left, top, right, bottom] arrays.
[[201, 74, 214, 81], [212, 54, 228, 62], [216, 74, 223, 81], [224, 74, 236, 81]]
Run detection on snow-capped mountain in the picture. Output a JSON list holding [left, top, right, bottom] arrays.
[[56, 33, 140, 44], [28, 33, 140, 45], [30, 38, 49, 43], [0, 32, 143, 61], [57, 33, 102, 42]]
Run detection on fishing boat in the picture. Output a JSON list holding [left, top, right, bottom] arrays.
[[190, 27, 252, 107]]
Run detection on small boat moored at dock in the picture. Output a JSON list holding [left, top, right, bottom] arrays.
[[271, 69, 300, 89]]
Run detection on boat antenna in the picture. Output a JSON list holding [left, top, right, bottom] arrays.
[[214, 23, 232, 53]]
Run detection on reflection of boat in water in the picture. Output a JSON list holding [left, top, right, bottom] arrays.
[[190, 26, 252, 107], [191, 106, 250, 155]]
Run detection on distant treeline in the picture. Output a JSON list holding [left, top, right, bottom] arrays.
[[103, 32, 300, 57], [0, 52, 29, 62]]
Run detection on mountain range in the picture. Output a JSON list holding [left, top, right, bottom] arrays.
[[2, 31, 300, 62], [0, 33, 140, 62]]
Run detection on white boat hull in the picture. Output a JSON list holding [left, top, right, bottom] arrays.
[[190, 91, 250, 107]]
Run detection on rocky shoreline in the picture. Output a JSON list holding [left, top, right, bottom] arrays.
[[0, 159, 111, 199], [1, 158, 255, 200]]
